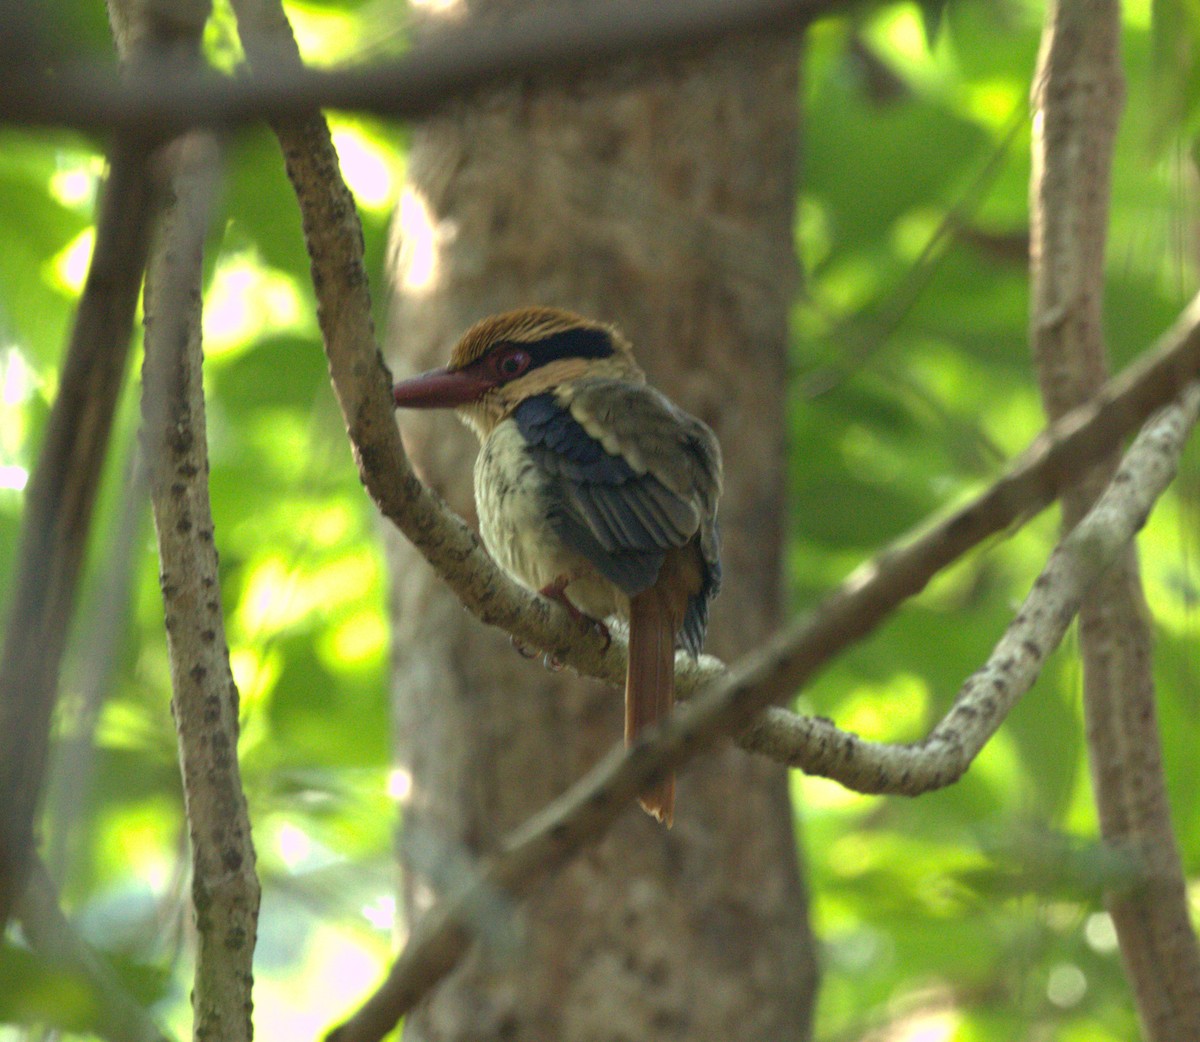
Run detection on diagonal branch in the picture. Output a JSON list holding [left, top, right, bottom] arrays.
[[0, 138, 157, 933], [731, 292, 1200, 761], [44, 448, 147, 883], [327, 380, 1200, 1042], [741, 385, 1200, 778]]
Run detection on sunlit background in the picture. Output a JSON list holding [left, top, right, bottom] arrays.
[[2, 0, 1199, 1039]]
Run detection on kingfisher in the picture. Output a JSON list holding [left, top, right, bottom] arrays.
[[391, 307, 722, 825]]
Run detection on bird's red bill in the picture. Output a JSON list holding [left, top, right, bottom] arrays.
[[392, 365, 493, 408]]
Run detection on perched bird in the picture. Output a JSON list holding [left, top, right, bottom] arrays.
[[391, 307, 722, 825]]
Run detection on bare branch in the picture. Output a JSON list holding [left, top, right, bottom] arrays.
[[225, 0, 621, 695], [2, 0, 838, 134], [141, 131, 260, 1042], [15, 857, 173, 1042], [742, 385, 1200, 779], [1029, 0, 1200, 1035], [328, 381, 1200, 1042], [732, 292, 1200, 760], [0, 138, 157, 931]]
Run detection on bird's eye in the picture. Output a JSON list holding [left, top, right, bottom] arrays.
[[489, 348, 532, 382]]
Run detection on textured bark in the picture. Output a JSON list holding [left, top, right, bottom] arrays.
[[385, 14, 815, 1042], [142, 133, 259, 1042], [1029, 1, 1200, 1037]]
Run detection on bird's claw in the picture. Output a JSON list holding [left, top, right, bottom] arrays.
[[510, 634, 540, 659], [509, 635, 567, 670]]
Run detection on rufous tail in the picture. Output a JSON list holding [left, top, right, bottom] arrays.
[[626, 585, 680, 826]]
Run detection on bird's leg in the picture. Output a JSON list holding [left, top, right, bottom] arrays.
[[508, 576, 610, 667], [539, 576, 612, 651]]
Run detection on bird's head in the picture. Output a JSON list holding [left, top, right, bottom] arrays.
[[392, 307, 644, 439]]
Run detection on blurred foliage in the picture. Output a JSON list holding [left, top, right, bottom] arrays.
[[795, 2, 1200, 1040], [1, 0, 1199, 1039]]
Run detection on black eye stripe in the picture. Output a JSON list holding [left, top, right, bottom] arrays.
[[497, 327, 614, 371]]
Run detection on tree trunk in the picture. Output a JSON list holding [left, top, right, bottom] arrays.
[[384, 14, 816, 1039]]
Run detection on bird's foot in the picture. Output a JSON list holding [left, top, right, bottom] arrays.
[[538, 577, 611, 652], [542, 652, 564, 672]]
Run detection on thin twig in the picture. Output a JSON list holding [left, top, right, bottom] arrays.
[[328, 381, 1200, 1042], [1, 0, 839, 133], [141, 131, 260, 1042], [0, 137, 157, 932]]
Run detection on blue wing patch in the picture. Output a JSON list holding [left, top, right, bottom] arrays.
[[514, 393, 719, 653], [681, 531, 720, 657], [514, 393, 632, 484]]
